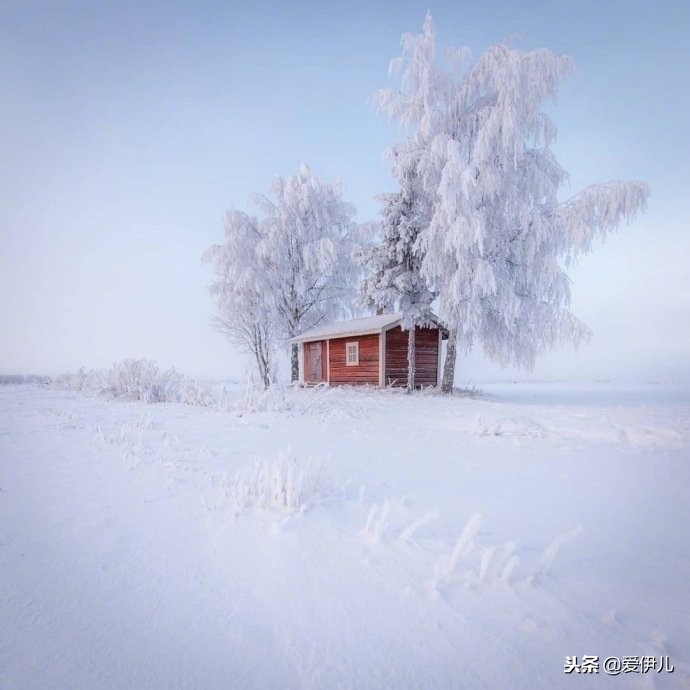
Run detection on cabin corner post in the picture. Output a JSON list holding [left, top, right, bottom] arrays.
[[298, 342, 305, 385], [437, 329, 442, 387], [326, 339, 331, 384], [378, 330, 386, 387]]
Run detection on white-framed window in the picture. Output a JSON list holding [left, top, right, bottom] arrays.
[[346, 341, 359, 366]]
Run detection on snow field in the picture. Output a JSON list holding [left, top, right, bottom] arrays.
[[1, 382, 689, 688]]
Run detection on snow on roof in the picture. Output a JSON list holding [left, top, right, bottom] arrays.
[[291, 313, 402, 342]]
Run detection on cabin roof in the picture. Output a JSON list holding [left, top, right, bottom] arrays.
[[290, 312, 447, 343]]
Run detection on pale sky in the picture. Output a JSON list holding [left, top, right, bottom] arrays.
[[1, 0, 688, 383]]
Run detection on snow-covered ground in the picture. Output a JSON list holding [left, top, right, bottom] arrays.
[[1, 381, 688, 689]]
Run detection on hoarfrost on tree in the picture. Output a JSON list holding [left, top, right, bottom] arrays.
[[361, 146, 435, 391], [203, 210, 277, 388], [205, 165, 361, 384], [376, 15, 650, 392], [252, 165, 360, 380]]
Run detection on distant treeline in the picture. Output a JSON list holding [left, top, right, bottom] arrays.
[[0, 374, 51, 385]]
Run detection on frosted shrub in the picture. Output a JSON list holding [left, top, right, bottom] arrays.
[[175, 378, 218, 407], [102, 359, 217, 405], [229, 452, 329, 514], [102, 359, 168, 402], [55, 359, 216, 406], [232, 378, 365, 421], [53, 367, 106, 393], [234, 377, 295, 416]]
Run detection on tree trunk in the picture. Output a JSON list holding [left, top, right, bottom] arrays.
[[253, 324, 273, 389], [253, 346, 270, 389], [441, 327, 457, 394], [407, 326, 416, 393], [260, 355, 270, 389], [290, 343, 299, 383]]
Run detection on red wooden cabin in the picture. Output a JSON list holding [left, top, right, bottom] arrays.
[[291, 313, 448, 387]]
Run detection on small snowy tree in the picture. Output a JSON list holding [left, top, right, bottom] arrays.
[[377, 15, 649, 392], [203, 210, 277, 388], [204, 165, 360, 385], [251, 164, 360, 381], [361, 149, 435, 391]]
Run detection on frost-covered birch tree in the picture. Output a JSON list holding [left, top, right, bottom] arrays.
[[361, 148, 435, 392], [205, 164, 360, 384], [203, 210, 276, 388], [252, 164, 360, 381], [376, 15, 650, 393]]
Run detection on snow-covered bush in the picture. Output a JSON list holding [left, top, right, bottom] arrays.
[[53, 367, 106, 393], [229, 452, 330, 514], [99, 358, 170, 402], [233, 377, 296, 416], [231, 378, 367, 421], [54, 359, 216, 406]]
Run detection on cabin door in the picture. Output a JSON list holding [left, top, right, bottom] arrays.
[[307, 342, 325, 383]]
